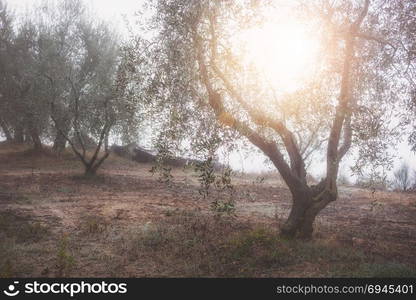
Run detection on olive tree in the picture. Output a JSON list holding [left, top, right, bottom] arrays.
[[41, 1, 124, 175], [143, 0, 409, 238]]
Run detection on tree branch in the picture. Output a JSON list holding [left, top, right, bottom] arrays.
[[356, 32, 397, 52], [206, 17, 307, 182], [193, 29, 304, 190], [50, 109, 88, 167], [326, 0, 370, 189]]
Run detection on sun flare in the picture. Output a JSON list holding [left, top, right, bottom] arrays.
[[237, 19, 320, 94]]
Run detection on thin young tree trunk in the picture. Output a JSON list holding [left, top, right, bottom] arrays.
[[29, 128, 42, 150], [53, 120, 69, 153], [83, 151, 110, 177], [13, 125, 24, 143], [53, 132, 67, 153], [0, 118, 13, 141]]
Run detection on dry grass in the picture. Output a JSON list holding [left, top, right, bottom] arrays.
[[112, 211, 415, 277], [0, 143, 415, 277]]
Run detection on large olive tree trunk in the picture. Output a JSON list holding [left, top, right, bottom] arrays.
[[280, 181, 337, 238]]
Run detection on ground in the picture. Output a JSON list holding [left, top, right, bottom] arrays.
[[0, 142, 415, 277]]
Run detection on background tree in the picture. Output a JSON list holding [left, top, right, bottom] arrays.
[[40, 0, 125, 175], [0, 0, 135, 176], [392, 162, 413, 192]]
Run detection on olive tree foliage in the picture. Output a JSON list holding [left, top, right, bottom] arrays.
[[369, 1, 416, 153], [123, 9, 239, 183], [35, 0, 90, 153], [391, 1, 416, 152], [140, 0, 410, 238]]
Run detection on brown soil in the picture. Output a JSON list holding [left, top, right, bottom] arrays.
[[0, 143, 415, 277]]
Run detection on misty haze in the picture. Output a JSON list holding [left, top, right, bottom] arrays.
[[0, 0, 415, 279]]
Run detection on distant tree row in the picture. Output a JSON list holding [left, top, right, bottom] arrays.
[[339, 162, 416, 192], [0, 0, 140, 175], [392, 162, 416, 192]]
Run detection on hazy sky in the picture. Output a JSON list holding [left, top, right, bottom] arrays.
[[6, 0, 143, 15], [5, 0, 144, 35], [3, 0, 415, 179]]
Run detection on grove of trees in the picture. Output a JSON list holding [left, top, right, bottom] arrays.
[[0, 0, 136, 175], [0, 0, 415, 238]]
